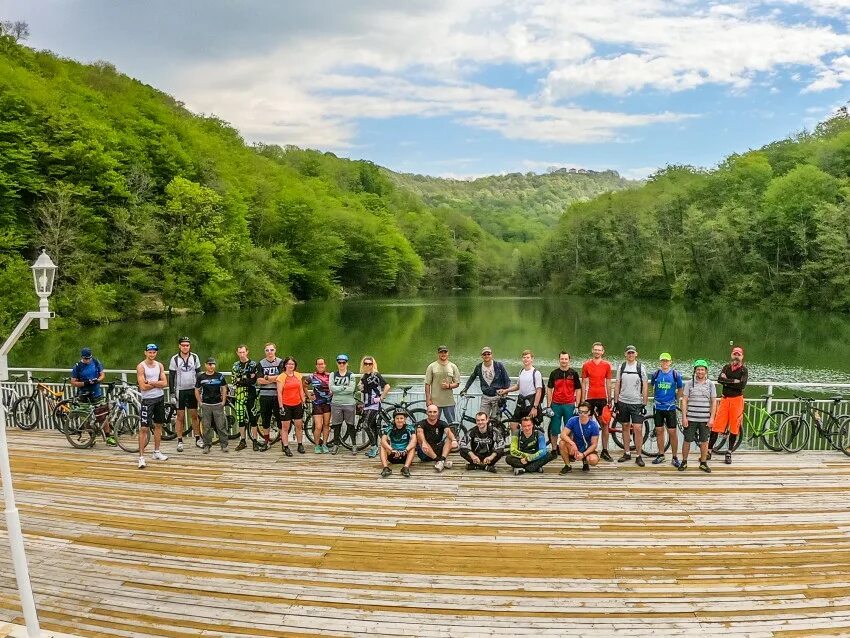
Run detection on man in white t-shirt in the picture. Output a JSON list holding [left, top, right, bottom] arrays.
[[614, 345, 648, 467], [499, 349, 544, 435]]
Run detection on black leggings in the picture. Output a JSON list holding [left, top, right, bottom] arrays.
[[363, 410, 381, 446], [259, 395, 281, 432], [506, 451, 555, 473], [460, 449, 504, 467]]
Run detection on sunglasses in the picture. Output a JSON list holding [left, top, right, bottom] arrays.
[[363, 361, 374, 365], [337, 360, 347, 364], [578, 410, 591, 415], [265, 348, 275, 352]]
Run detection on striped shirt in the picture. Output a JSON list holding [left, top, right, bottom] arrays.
[[683, 379, 717, 422]]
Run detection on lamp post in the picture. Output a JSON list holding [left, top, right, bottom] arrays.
[[0, 248, 57, 637]]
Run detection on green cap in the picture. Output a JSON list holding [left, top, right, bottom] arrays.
[[693, 359, 709, 370], [659, 352, 672, 361]]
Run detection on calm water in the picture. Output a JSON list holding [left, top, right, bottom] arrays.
[[11, 296, 850, 386]]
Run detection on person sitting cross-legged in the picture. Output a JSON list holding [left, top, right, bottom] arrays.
[[459, 411, 505, 473], [558, 401, 600, 474], [380, 410, 416, 478], [416, 404, 457, 472], [506, 416, 555, 475]]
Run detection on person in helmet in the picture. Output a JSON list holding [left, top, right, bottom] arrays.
[[680, 359, 717, 473], [379, 409, 416, 478]]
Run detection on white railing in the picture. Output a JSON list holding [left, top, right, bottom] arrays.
[[3, 367, 850, 450]]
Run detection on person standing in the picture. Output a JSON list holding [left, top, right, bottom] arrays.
[[558, 402, 600, 474], [460, 347, 510, 420], [379, 409, 416, 478], [424, 345, 461, 424], [581, 342, 614, 461], [277, 356, 305, 457], [195, 357, 229, 454], [70, 347, 114, 446], [499, 350, 544, 435], [506, 415, 554, 475], [416, 404, 457, 472], [168, 336, 202, 452], [360, 355, 390, 459], [305, 358, 332, 453], [136, 344, 169, 469], [232, 345, 260, 451], [256, 343, 283, 450], [681, 359, 717, 473], [329, 354, 357, 455], [709, 346, 748, 465], [650, 353, 684, 467], [546, 351, 582, 451], [459, 411, 505, 472], [614, 345, 648, 467]]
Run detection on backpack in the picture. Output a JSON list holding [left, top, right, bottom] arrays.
[[618, 361, 645, 394]]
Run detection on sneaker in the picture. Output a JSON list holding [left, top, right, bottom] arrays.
[[236, 439, 246, 452], [444, 460, 453, 470], [559, 464, 572, 475], [401, 466, 411, 478], [724, 452, 732, 465], [177, 440, 184, 453], [513, 467, 526, 476], [202, 446, 211, 454], [699, 461, 711, 473], [365, 446, 378, 459], [321, 444, 330, 453], [434, 459, 445, 472], [152, 450, 168, 461], [671, 456, 681, 468], [466, 463, 477, 471], [678, 460, 687, 472], [297, 443, 305, 454], [485, 464, 497, 474], [635, 456, 645, 468], [106, 435, 117, 446], [617, 453, 631, 463], [195, 437, 204, 449], [314, 444, 322, 454], [582, 460, 590, 472], [600, 449, 613, 462], [652, 455, 665, 465], [380, 467, 392, 478], [350, 446, 358, 456], [330, 444, 339, 455], [537, 467, 545, 473], [283, 446, 293, 457], [138, 456, 146, 469]]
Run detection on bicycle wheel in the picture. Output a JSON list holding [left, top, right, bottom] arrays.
[[339, 414, 372, 452], [778, 415, 809, 453], [711, 430, 730, 454], [835, 416, 850, 457], [52, 399, 76, 434], [641, 416, 669, 456], [64, 410, 96, 449], [160, 403, 178, 441], [303, 404, 315, 444], [114, 414, 141, 453], [224, 403, 240, 441], [11, 396, 40, 430], [610, 421, 624, 449], [760, 410, 788, 452]]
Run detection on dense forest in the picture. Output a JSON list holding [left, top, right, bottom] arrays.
[[0, 31, 630, 332], [536, 112, 850, 310]]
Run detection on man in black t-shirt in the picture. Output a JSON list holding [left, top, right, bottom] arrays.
[[459, 412, 505, 472], [195, 358, 229, 454], [416, 404, 457, 472]]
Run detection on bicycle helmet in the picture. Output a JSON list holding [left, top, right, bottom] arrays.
[[178, 336, 191, 344], [393, 407, 407, 418], [692, 359, 709, 370]]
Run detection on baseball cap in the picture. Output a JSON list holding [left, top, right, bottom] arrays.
[[625, 345, 637, 353], [437, 345, 449, 352], [206, 357, 217, 365], [336, 353, 349, 362], [80, 347, 93, 358], [480, 346, 492, 355], [658, 352, 672, 361], [731, 346, 744, 357], [145, 343, 158, 351]]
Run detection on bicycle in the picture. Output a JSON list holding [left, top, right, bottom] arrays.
[[10, 377, 72, 430], [1, 374, 25, 423], [60, 386, 141, 453], [341, 385, 427, 453], [640, 407, 684, 457], [710, 395, 789, 453], [778, 396, 850, 456], [453, 393, 512, 440]]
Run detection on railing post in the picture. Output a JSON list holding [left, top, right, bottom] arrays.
[[766, 384, 773, 413]]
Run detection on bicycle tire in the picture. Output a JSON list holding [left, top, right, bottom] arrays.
[[339, 414, 373, 452], [711, 430, 730, 454], [52, 399, 76, 434], [11, 396, 40, 430], [778, 415, 808, 453], [302, 404, 315, 444], [835, 416, 850, 457], [160, 403, 178, 441], [759, 410, 788, 452], [63, 410, 96, 449], [641, 416, 670, 456], [224, 403, 240, 441], [114, 414, 141, 453]]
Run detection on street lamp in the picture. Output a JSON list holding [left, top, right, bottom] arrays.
[[0, 248, 57, 637]]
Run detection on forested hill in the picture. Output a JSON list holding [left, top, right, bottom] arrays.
[[387, 169, 635, 242], [535, 110, 850, 311]]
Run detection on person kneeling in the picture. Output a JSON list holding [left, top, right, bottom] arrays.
[[380, 409, 416, 478], [459, 411, 505, 473], [558, 401, 600, 474], [506, 416, 555, 475]]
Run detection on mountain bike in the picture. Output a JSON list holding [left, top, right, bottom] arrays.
[[453, 393, 512, 439], [60, 390, 140, 453], [340, 386, 427, 453], [10, 377, 72, 430], [778, 396, 850, 455], [711, 395, 789, 453], [0, 374, 25, 423], [606, 405, 650, 453], [640, 407, 684, 456]]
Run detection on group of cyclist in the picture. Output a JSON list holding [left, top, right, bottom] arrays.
[[69, 338, 749, 474]]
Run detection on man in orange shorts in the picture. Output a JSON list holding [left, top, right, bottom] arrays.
[[709, 346, 748, 465]]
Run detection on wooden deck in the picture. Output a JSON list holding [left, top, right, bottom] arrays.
[[1, 431, 850, 637]]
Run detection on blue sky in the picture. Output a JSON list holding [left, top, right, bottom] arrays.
[[5, 0, 850, 178]]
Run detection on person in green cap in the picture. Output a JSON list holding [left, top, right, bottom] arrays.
[[680, 359, 716, 473], [649, 352, 684, 467]]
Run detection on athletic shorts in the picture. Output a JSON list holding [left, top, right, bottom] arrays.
[[417, 440, 446, 461], [331, 404, 356, 426], [653, 409, 678, 429], [616, 402, 643, 425], [587, 399, 608, 421], [140, 397, 165, 428], [712, 396, 745, 435], [312, 403, 331, 416], [684, 420, 709, 444], [549, 403, 575, 438], [512, 397, 542, 425], [177, 389, 198, 410], [281, 404, 304, 421], [388, 450, 408, 464]]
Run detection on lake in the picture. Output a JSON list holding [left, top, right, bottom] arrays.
[[10, 296, 850, 387]]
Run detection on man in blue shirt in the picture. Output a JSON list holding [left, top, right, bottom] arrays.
[[70, 347, 114, 445], [649, 353, 684, 467], [558, 401, 600, 473]]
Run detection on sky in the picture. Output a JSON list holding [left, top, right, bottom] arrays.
[[3, 0, 850, 179]]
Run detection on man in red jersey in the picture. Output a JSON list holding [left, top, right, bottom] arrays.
[[581, 342, 613, 462]]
